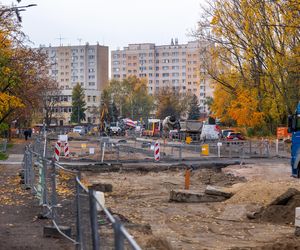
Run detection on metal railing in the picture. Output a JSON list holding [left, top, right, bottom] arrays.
[[0, 139, 8, 152], [96, 137, 289, 163], [22, 138, 141, 250]]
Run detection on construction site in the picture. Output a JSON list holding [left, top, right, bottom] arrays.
[[5, 130, 297, 250]]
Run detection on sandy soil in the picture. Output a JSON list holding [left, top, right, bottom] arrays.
[[84, 159, 300, 250]]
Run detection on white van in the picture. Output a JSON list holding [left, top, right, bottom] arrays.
[[200, 124, 220, 140]]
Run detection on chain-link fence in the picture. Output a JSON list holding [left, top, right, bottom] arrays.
[[22, 137, 142, 250], [94, 137, 290, 163]]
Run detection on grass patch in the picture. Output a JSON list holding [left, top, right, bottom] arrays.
[[7, 143, 13, 149], [0, 152, 8, 160]]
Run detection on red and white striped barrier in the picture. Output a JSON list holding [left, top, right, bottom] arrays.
[[54, 141, 70, 161], [154, 141, 160, 162], [54, 141, 61, 161], [64, 142, 70, 157]]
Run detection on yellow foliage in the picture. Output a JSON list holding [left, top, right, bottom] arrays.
[[0, 93, 24, 120]]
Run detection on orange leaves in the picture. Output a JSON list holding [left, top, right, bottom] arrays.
[[227, 89, 264, 127], [0, 174, 27, 206], [212, 84, 265, 127]]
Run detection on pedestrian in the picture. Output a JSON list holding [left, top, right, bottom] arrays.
[[28, 128, 32, 138], [24, 130, 29, 141]]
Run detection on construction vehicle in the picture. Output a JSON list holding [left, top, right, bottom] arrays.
[[288, 102, 300, 177], [142, 119, 161, 137], [179, 120, 203, 141], [162, 116, 181, 136]]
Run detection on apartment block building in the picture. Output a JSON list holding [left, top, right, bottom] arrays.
[[42, 43, 109, 125], [111, 40, 213, 115]]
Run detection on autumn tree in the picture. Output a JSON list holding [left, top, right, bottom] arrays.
[[71, 83, 86, 124], [155, 88, 191, 119], [0, 6, 60, 129], [194, 0, 300, 132], [188, 94, 201, 120], [41, 79, 61, 126], [106, 76, 154, 121]]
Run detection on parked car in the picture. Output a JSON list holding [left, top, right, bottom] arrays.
[[108, 122, 123, 136], [226, 132, 245, 141], [221, 129, 234, 138], [72, 126, 86, 135]]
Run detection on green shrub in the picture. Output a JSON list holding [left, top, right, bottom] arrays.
[[0, 152, 8, 160]]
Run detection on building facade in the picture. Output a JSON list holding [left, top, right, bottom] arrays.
[[42, 43, 109, 125], [111, 40, 213, 116]]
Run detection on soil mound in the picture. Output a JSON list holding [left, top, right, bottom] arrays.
[[226, 181, 300, 206], [193, 169, 246, 187], [259, 193, 300, 224]]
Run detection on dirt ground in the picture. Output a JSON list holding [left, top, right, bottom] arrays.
[[84, 158, 300, 250], [2, 138, 300, 249], [0, 140, 73, 250]]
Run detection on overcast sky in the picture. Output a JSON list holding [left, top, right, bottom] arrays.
[[2, 0, 204, 50]]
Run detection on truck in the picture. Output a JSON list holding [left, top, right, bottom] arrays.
[[288, 102, 300, 177], [179, 120, 203, 141]]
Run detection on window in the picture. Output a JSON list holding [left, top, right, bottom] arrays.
[[88, 75, 95, 79], [172, 59, 179, 63], [88, 55, 95, 60], [93, 96, 96, 102], [162, 73, 169, 77], [87, 96, 91, 102], [162, 66, 169, 70]]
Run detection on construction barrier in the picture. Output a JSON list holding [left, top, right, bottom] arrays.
[[154, 141, 160, 162]]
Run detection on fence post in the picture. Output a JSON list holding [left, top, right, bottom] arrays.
[[24, 147, 29, 187], [51, 160, 57, 220], [113, 216, 124, 250], [116, 145, 120, 163], [179, 144, 182, 162], [3, 139, 7, 152], [75, 174, 83, 250], [89, 189, 100, 250]]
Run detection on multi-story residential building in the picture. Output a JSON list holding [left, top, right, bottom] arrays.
[[111, 39, 213, 116], [42, 43, 109, 125]]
